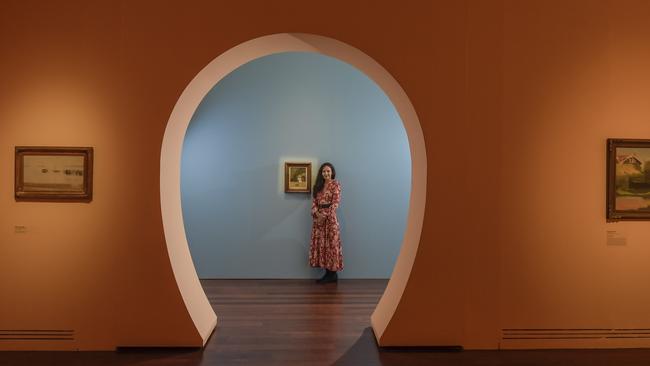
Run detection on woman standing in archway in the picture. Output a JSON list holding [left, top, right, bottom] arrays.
[[310, 162, 343, 283]]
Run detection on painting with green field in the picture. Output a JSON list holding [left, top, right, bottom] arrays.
[[607, 139, 650, 220]]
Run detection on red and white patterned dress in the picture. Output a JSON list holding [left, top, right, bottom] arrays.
[[309, 180, 343, 271]]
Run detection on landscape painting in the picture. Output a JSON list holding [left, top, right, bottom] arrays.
[[607, 139, 650, 220], [15, 146, 94, 202]]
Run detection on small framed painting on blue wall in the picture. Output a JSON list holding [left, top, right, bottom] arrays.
[[285, 162, 311, 193]]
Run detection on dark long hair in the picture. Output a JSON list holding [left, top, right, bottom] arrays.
[[313, 162, 336, 198]]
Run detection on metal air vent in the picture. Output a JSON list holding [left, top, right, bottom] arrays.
[[0, 329, 75, 341], [502, 328, 650, 340]]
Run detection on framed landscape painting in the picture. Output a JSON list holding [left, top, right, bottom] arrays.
[[284, 162, 311, 193], [607, 139, 650, 221], [15, 146, 94, 202]]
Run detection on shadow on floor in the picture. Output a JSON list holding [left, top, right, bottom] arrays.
[[332, 327, 461, 366]]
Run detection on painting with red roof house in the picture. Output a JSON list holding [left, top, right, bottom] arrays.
[[607, 139, 650, 220]]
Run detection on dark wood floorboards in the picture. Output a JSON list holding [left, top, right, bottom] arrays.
[[201, 279, 386, 365], [4, 279, 650, 365]]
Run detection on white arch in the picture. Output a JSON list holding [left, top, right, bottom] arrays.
[[160, 33, 427, 344]]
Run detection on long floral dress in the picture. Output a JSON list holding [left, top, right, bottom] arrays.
[[309, 180, 343, 271]]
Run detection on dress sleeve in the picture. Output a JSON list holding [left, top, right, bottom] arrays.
[[311, 195, 318, 218], [325, 181, 341, 217]]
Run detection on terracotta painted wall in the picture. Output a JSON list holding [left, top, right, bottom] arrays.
[[0, 1, 202, 349], [499, 0, 650, 349], [4, 0, 649, 351], [372, 0, 503, 348], [0, 0, 469, 350]]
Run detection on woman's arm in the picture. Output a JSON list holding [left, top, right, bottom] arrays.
[[311, 196, 318, 218], [324, 181, 341, 217]]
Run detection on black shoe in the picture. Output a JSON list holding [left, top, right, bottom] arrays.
[[316, 270, 329, 284], [320, 270, 338, 284]]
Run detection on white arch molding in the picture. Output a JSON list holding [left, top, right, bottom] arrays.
[[160, 33, 427, 345]]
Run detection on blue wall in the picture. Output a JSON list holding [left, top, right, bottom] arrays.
[[181, 52, 410, 278]]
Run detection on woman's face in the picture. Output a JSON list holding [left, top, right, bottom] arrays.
[[322, 166, 332, 180]]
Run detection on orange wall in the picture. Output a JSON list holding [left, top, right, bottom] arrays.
[[3, 0, 650, 351], [381, 0, 650, 349], [373, 0, 503, 348], [0, 1, 201, 349], [499, 0, 650, 348], [0, 0, 455, 350]]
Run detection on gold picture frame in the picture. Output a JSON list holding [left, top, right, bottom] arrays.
[[15, 146, 94, 202], [284, 162, 312, 193]]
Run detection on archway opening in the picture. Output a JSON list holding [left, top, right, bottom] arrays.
[[160, 33, 426, 345]]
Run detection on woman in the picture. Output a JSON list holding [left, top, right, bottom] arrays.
[[309, 162, 343, 283]]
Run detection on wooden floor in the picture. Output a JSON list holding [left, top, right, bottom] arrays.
[[5, 279, 650, 365], [201, 279, 385, 365]]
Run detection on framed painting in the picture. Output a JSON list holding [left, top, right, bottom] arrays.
[[284, 162, 312, 193], [607, 139, 650, 221], [15, 146, 94, 202]]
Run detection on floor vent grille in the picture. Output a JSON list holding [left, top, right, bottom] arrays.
[[502, 328, 650, 340], [0, 330, 75, 341]]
